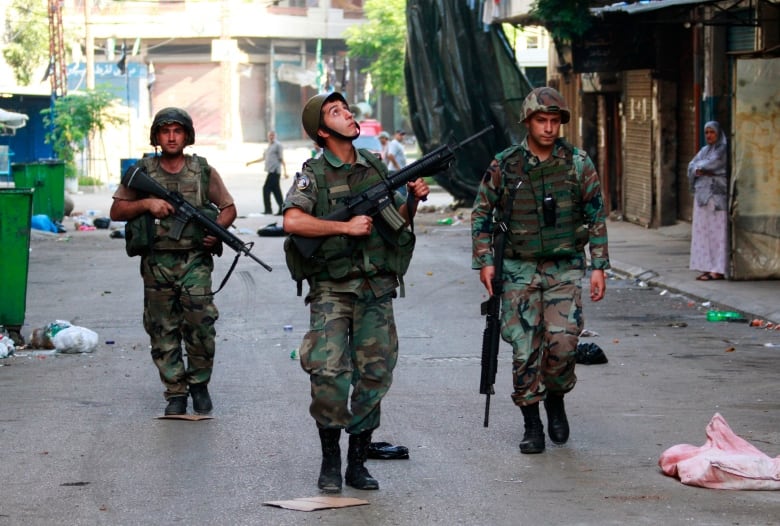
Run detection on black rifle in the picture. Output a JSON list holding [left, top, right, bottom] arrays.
[[290, 125, 494, 259], [479, 222, 507, 428], [121, 164, 273, 272]]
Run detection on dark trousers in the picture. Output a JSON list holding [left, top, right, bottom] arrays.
[[263, 171, 283, 214]]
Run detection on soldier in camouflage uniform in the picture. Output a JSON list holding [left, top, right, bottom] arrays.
[[471, 87, 610, 454], [283, 92, 429, 492], [110, 107, 237, 417]]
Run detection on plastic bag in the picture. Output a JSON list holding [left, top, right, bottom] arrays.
[[575, 342, 608, 365], [53, 326, 99, 354], [0, 334, 14, 358]]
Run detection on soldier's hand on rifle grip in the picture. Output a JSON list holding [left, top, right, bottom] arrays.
[[480, 265, 496, 297], [346, 215, 373, 237], [407, 179, 430, 202], [146, 198, 175, 219]]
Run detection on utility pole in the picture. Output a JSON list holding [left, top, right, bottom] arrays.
[[84, 0, 94, 90], [47, 0, 67, 97], [220, 0, 232, 144]]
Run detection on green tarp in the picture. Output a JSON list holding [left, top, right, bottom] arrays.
[[405, 0, 532, 204]]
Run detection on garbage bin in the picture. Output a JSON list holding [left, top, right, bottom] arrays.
[[120, 158, 140, 179], [0, 188, 33, 344], [11, 160, 65, 222]]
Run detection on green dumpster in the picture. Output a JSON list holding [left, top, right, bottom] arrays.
[[0, 188, 33, 343], [11, 160, 65, 222]]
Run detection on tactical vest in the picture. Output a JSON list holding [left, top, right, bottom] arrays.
[[284, 150, 415, 286], [124, 155, 217, 256], [498, 143, 588, 259]]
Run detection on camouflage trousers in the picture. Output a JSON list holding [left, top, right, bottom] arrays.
[[299, 287, 398, 435], [140, 251, 218, 399], [500, 256, 585, 406]]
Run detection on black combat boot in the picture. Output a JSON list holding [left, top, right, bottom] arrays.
[[519, 403, 545, 454], [164, 395, 187, 416], [544, 393, 569, 444], [318, 428, 342, 493], [189, 383, 213, 415], [345, 431, 379, 490]]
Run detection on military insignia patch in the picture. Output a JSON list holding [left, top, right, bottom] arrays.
[[296, 173, 310, 190]]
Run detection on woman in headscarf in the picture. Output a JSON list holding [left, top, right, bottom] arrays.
[[688, 120, 729, 280]]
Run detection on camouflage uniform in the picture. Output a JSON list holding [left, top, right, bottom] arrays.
[[471, 137, 609, 406], [283, 148, 408, 435], [113, 155, 234, 400]]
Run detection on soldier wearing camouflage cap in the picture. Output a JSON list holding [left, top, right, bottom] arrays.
[[110, 107, 237, 417], [283, 92, 429, 493], [471, 87, 610, 454]]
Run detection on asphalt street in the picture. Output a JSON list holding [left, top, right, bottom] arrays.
[[1, 144, 779, 525]]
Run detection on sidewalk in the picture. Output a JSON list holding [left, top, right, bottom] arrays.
[[606, 220, 780, 324]]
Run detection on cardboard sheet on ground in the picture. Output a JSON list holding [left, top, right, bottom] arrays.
[[155, 414, 213, 421], [263, 496, 368, 512]]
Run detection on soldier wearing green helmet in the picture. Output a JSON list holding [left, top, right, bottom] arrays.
[[110, 107, 237, 417], [283, 92, 429, 493], [471, 87, 610, 454]]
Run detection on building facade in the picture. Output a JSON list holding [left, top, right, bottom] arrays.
[[502, 0, 780, 279]]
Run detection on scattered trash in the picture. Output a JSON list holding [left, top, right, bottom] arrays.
[[53, 325, 99, 354], [367, 441, 409, 460], [31, 214, 61, 233], [706, 310, 746, 322], [436, 217, 454, 225], [290, 348, 299, 360], [110, 230, 125, 239], [92, 217, 111, 229], [0, 334, 15, 358], [750, 319, 780, 330], [257, 222, 285, 237], [659, 413, 780, 490], [263, 496, 368, 512], [28, 321, 98, 353], [575, 342, 608, 365]]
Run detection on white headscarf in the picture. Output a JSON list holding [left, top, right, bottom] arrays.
[[688, 120, 728, 210]]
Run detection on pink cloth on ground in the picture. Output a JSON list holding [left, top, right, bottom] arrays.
[[659, 413, 780, 490]]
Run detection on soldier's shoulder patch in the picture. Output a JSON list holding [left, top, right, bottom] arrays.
[[296, 173, 311, 190]]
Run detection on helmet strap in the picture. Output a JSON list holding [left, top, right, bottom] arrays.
[[320, 121, 361, 143]]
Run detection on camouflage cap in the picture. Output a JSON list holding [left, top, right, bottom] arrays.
[[521, 87, 570, 124]]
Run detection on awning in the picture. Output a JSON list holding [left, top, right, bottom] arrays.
[[0, 108, 29, 133], [593, 0, 720, 16]]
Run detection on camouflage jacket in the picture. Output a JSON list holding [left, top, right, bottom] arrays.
[[471, 137, 610, 270]]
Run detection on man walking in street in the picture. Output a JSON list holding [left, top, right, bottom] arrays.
[[386, 129, 407, 174], [110, 107, 237, 416], [246, 130, 287, 215], [471, 87, 610, 454], [282, 92, 429, 492]]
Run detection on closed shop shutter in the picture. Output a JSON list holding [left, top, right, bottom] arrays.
[[677, 52, 696, 222], [152, 63, 222, 144], [622, 69, 653, 226]]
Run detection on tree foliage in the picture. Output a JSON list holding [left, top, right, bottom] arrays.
[[41, 89, 126, 177], [2, 0, 49, 86], [530, 0, 593, 43], [344, 0, 407, 96]]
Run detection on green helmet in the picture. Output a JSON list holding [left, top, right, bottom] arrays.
[[301, 92, 348, 144], [521, 87, 570, 124], [150, 107, 195, 147]]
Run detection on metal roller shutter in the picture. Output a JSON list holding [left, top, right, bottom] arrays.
[[622, 69, 653, 226]]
